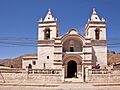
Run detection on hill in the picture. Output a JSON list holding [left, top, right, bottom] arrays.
[[0, 54, 37, 68], [107, 52, 120, 65]]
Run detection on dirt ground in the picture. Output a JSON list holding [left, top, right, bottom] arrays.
[[0, 83, 120, 90]]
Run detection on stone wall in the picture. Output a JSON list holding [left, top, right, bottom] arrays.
[[87, 74, 120, 83], [87, 69, 120, 83], [0, 73, 62, 83]]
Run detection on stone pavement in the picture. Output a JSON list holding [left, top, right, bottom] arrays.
[[0, 82, 120, 90]]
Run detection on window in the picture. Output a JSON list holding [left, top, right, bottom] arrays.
[[32, 61, 36, 65], [95, 29, 100, 40], [70, 47, 74, 52], [47, 56, 49, 59], [44, 27, 50, 39]]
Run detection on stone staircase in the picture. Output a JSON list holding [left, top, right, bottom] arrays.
[[65, 78, 82, 83]]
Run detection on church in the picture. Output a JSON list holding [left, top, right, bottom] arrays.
[[22, 9, 107, 81]]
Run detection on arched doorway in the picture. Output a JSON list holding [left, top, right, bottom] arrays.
[[67, 60, 77, 78]]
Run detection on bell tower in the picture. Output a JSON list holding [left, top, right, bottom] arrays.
[[37, 9, 59, 69], [85, 8, 106, 40], [85, 8, 107, 68], [38, 9, 59, 40]]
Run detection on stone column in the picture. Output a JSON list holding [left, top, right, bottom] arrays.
[[81, 65, 85, 82], [85, 66, 89, 82], [62, 66, 65, 82]]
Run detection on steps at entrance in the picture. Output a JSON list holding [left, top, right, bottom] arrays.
[[65, 78, 82, 83]]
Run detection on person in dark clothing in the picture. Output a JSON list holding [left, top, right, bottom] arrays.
[[10, 65, 14, 68], [28, 64, 32, 74], [28, 64, 32, 69]]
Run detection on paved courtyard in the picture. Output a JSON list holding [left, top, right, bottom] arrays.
[[0, 83, 120, 90]]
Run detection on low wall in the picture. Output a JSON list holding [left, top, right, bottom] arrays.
[[87, 74, 120, 83], [0, 69, 63, 83], [87, 69, 120, 83], [0, 73, 62, 83], [2, 68, 120, 83]]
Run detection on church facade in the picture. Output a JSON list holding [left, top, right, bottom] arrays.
[[22, 9, 107, 81]]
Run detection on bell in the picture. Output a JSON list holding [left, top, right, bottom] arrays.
[[46, 31, 49, 34]]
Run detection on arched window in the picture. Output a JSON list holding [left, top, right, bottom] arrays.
[[44, 27, 50, 39], [63, 38, 83, 52], [95, 29, 100, 40]]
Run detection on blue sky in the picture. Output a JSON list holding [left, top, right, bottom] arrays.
[[0, 0, 120, 59]]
